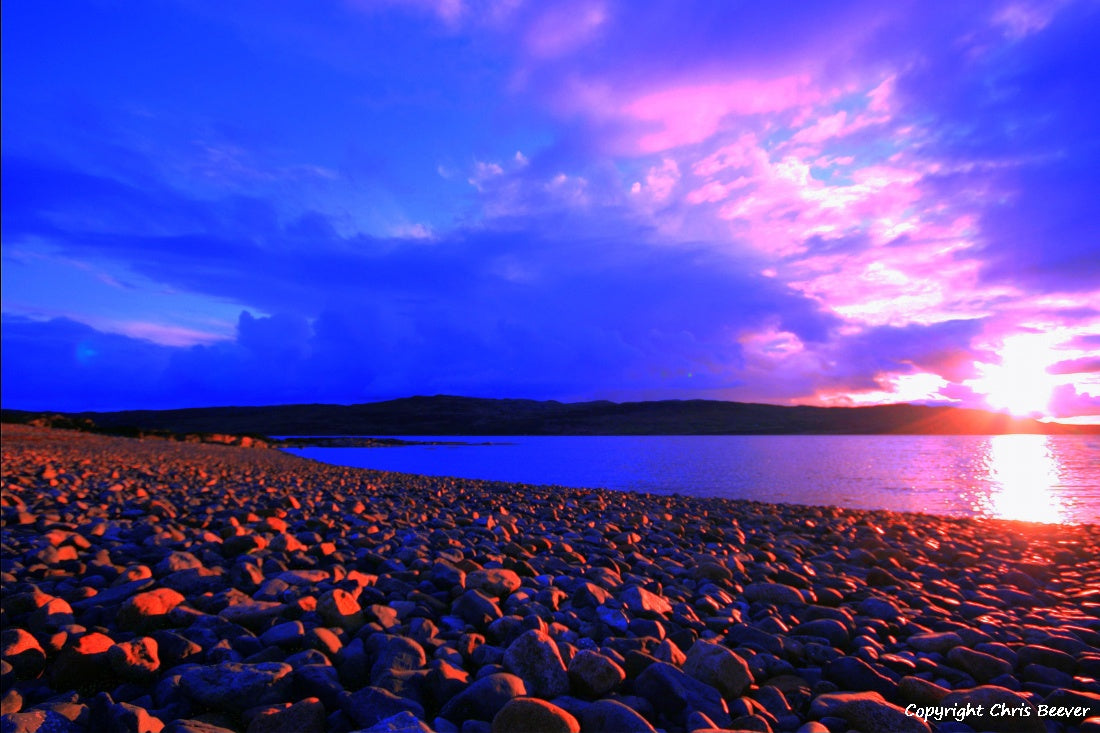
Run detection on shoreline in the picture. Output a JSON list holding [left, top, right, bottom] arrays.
[[2, 424, 1099, 732]]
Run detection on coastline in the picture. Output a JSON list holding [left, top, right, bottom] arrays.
[[2, 424, 1098, 732]]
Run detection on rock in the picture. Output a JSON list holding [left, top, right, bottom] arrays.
[[742, 583, 805, 606], [790, 619, 849, 648], [682, 640, 752, 699], [162, 719, 237, 733], [567, 649, 625, 698], [824, 656, 896, 697], [578, 699, 658, 733], [490, 698, 580, 733], [467, 569, 521, 598], [502, 629, 569, 699], [51, 632, 115, 692], [857, 596, 901, 621], [1, 690, 21, 716], [0, 710, 82, 733], [622, 586, 673, 616], [897, 676, 949, 705], [107, 637, 160, 680], [1017, 645, 1077, 674], [371, 636, 427, 682], [359, 711, 433, 732], [317, 589, 364, 631], [0, 629, 46, 680], [260, 621, 305, 648], [179, 662, 293, 713], [939, 686, 1044, 733], [341, 686, 425, 729], [439, 673, 527, 723], [634, 661, 731, 728], [947, 645, 1012, 683], [117, 589, 186, 631], [906, 631, 962, 654], [1041, 689, 1100, 724], [809, 691, 929, 733], [246, 697, 326, 733], [453, 590, 503, 629]]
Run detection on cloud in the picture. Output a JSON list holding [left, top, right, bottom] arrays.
[[3, 0, 1098, 419]]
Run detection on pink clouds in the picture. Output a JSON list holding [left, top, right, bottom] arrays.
[[525, 1, 608, 58], [622, 75, 825, 153]]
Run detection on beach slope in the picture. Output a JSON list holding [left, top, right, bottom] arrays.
[[2, 424, 1098, 732]]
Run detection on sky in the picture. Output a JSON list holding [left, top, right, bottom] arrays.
[[2, 1, 1099, 420]]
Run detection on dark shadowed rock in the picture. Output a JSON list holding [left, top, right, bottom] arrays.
[[634, 661, 731, 728], [502, 629, 569, 699], [439, 673, 526, 723], [246, 697, 326, 733], [0, 629, 46, 680], [947, 645, 1012, 683], [567, 649, 625, 698], [809, 691, 929, 733], [341, 686, 425, 729], [490, 697, 580, 733], [682, 640, 752, 699], [179, 662, 293, 713], [578, 699, 658, 733], [940, 686, 1044, 733]]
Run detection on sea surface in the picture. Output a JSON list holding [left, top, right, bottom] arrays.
[[283, 434, 1100, 525]]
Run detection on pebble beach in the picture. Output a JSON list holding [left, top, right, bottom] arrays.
[[2, 424, 1099, 733]]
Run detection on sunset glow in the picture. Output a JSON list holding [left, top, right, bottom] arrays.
[[2, 2, 1098, 417], [971, 336, 1062, 417]]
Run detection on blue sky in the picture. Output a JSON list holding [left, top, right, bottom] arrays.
[[3, 0, 1099, 420]]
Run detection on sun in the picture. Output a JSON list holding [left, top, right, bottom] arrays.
[[970, 336, 1059, 417]]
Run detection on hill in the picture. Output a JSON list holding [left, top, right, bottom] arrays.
[[4, 395, 1097, 436]]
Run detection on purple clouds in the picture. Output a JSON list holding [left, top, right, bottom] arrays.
[[2, 1, 1098, 419]]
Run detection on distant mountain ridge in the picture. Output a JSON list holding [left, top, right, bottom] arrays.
[[4, 395, 1097, 436]]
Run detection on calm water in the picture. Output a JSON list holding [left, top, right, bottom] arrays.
[[284, 434, 1100, 525]]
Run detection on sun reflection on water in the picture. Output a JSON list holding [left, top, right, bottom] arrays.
[[984, 434, 1066, 523]]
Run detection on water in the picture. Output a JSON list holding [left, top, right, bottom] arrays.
[[283, 434, 1100, 525]]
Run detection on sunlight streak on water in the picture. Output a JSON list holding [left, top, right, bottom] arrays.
[[285, 434, 1100, 524], [984, 435, 1066, 523]]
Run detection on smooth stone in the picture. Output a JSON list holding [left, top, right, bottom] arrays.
[[490, 698, 580, 733], [466, 569, 521, 598], [622, 586, 673, 617], [939, 686, 1044, 733], [107, 637, 160, 680], [824, 656, 896, 697], [116, 589, 186, 630], [578, 699, 658, 733], [682, 640, 753, 699], [897, 675, 950, 705], [439, 673, 527, 723], [245, 697, 326, 733], [340, 686, 425, 729], [567, 650, 625, 698], [947, 646, 1012, 683], [502, 629, 569, 699], [790, 619, 849, 648], [906, 631, 962, 654], [371, 637, 428, 682], [809, 691, 929, 733], [634, 661, 731, 728], [359, 711, 433, 732], [179, 662, 293, 713], [742, 583, 805, 606]]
